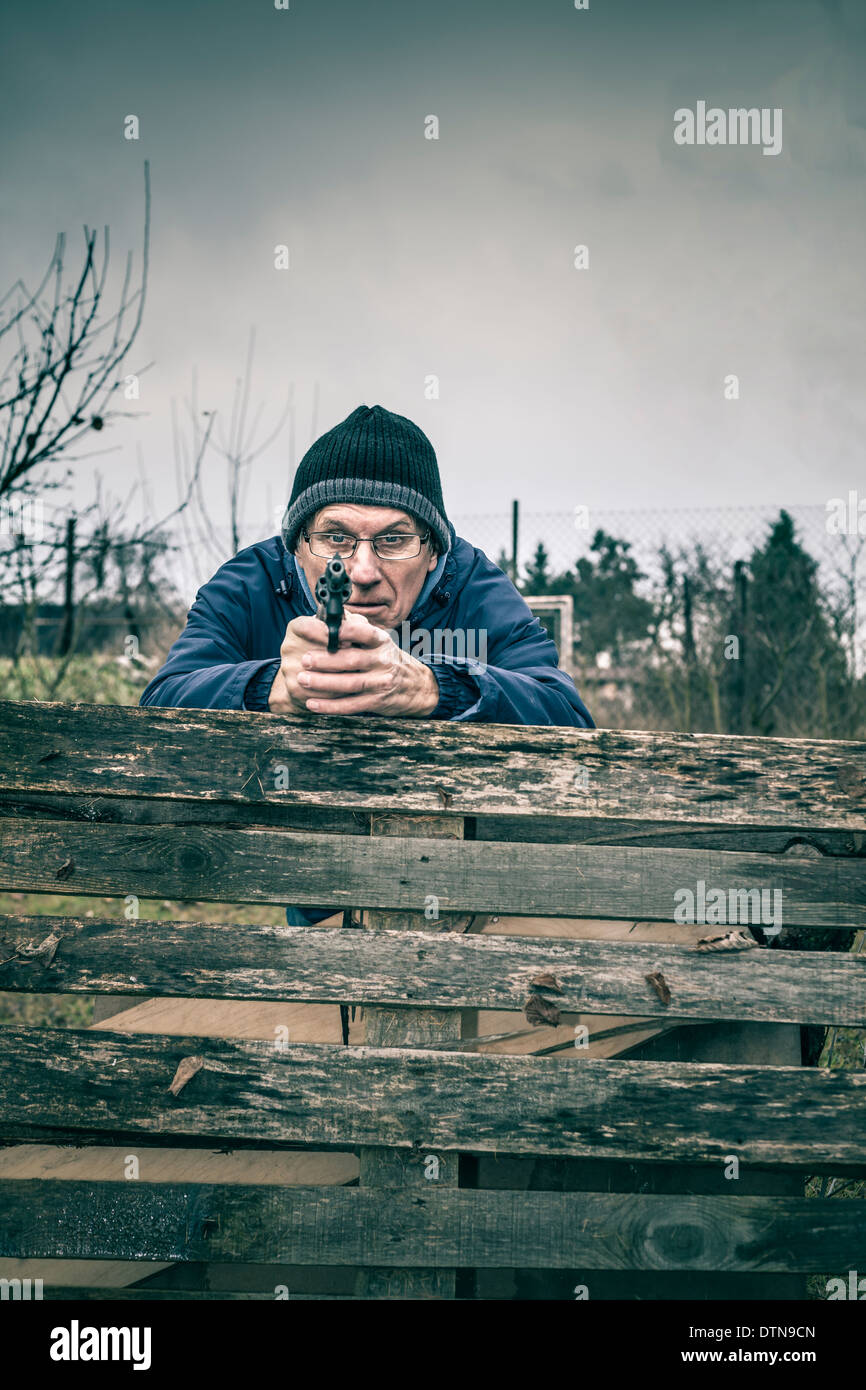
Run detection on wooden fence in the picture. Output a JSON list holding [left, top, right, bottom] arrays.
[[0, 700, 864, 1299]]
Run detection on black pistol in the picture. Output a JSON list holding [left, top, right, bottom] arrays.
[[315, 557, 352, 653]]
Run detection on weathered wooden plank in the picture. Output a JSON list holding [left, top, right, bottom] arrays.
[[16, 1288, 291, 1300], [37, 1289, 325, 1299], [1, 700, 864, 829], [356, 813, 464, 1299], [4, 789, 863, 860], [0, 1140, 358, 1186], [1, 1028, 864, 1171], [0, 914, 862, 1027], [475, 813, 865, 858], [1, 820, 863, 925], [0, 789, 368, 835], [0, 1181, 861, 1272]]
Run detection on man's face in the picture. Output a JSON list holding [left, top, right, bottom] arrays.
[[296, 503, 439, 629]]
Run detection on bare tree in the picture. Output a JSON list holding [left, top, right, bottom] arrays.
[[172, 357, 316, 595], [0, 161, 151, 502], [0, 441, 208, 699], [208, 326, 291, 554]]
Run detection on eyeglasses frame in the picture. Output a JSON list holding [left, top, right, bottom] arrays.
[[301, 526, 432, 560]]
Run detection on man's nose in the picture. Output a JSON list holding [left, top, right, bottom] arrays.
[[346, 539, 382, 585]]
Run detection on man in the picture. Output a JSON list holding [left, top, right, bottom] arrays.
[[141, 402, 593, 728], [137, 406, 776, 1300], [142, 406, 590, 1297], [141, 402, 593, 929]]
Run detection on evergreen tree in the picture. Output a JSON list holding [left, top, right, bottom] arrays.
[[555, 530, 654, 663], [522, 540, 551, 594], [732, 510, 849, 737]]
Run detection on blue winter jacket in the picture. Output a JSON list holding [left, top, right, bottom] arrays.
[[140, 524, 593, 921]]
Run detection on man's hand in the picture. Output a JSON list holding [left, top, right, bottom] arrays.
[[270, 610, 440, 717], [266, 616, 317, 714]]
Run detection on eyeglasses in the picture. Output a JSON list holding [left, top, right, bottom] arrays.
[[303, 528, 430, 560]]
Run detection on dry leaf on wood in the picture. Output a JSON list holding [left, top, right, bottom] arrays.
[[41, 932, 62, 965], [645, 970, 671, 1006], [524, 993, 562, 1027], [530, 972, 564, 993], [55, 858, 75, 881], [694, 930, 760, 953], [168, 1056, 205, 1097], [5, 931, 63, 968]]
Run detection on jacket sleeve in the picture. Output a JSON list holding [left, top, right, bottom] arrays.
[[418, 576, 594, 729], [140, 569, 277, 711]]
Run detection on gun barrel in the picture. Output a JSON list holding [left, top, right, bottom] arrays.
[[315, 557, 352, 652]]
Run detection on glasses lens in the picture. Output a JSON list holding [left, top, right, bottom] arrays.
[[310, 532, 356, 557], [374, 533, 422, 558]]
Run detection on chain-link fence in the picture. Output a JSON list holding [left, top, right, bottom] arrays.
[[161, 500, 862, 612], [454, 502, 865, 675], [5, 497, 862, 675], [455, 502, 856, 586]]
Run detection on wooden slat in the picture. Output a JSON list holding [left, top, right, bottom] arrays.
[[0, 789, 368, 835], [83, 967, 682, 1060], [1, 820, 863, 925], [475, 812, 866, 857], [0, 1181, 862, 1272], [37, 1289, 324, 1300], [3, 789, 861, 860], [1, 700, 864, 829], [355, 814, 463, 1299], [0, 1142, 358, 1185], [0, 914, 863, 1026], [1, 1028, 864, 1171]]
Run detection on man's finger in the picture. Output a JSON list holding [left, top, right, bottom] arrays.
[[305, 692, 386, 715], [299, 670, 387, 695], [302, 645, 391, 672], [334, 612, 393, 647], [288, 616, 331, 646], [289, 612, 389, 650]]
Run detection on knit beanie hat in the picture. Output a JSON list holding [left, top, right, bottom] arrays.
[[281, 404, 450, 555]]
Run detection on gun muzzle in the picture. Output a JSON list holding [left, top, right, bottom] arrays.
[[315, 556, 353, 653]]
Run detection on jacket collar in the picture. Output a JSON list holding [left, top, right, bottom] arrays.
[[412, 521, 458, 623]]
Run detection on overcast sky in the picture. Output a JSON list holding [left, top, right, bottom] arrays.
[[2, 0, 864, 572]]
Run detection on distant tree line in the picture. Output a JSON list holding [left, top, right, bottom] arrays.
[[513, 510, 865, 740]]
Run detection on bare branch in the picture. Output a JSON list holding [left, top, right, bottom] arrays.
[[0, 162, 151, 499]]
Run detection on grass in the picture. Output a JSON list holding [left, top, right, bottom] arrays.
[[0, 654, 154, 705]]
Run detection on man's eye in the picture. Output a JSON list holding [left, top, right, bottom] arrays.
[[326, 533, 347, 543], [380, 534, 406, 545]]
